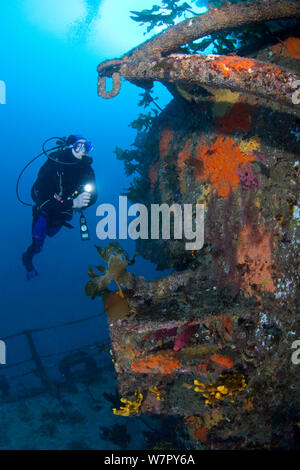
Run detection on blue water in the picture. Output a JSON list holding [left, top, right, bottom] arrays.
[[0, 0, 219, 450], [1, 3, 172, 346], [0, 0, 178, 449]]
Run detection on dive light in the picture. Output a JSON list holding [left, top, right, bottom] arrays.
[[83, 184, 92, 193], [72, 184, 93, 241], [79, 184, 93, 241], [80, 211, 90, 241]]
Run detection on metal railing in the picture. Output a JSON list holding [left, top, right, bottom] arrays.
[[0, 313, 111, 402]]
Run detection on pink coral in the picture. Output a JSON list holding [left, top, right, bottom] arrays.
[[173, 325, 198, 351], [154, 327, 178, 342], [237, 163, 260, 190]]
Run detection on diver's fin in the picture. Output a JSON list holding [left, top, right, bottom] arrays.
[[22, 251, 38, 280], [26, 267, 38, 280]]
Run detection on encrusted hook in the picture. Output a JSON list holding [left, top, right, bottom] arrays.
[[97, 73, 122, 99]]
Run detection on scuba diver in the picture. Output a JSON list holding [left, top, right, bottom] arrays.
[[22, 134, 98, 280]]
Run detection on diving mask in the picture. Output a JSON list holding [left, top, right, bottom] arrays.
[[73, 140, 94, 154]]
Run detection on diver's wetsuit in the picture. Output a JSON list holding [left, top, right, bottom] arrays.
[[22, 147, 97, 279]]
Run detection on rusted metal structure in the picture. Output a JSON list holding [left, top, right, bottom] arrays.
[[91, 0, 300, 449]]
